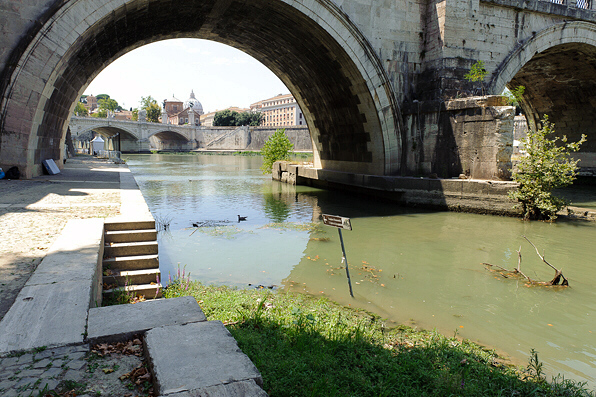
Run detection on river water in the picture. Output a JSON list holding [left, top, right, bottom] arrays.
[[124, 153, 596, 388]]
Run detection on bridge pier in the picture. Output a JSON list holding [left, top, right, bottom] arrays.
[[400, 96, 514, 180]]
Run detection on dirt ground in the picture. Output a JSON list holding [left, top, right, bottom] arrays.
[[0, 158, 121, 321]]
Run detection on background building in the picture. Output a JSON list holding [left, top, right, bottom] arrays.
[[250, 93, 305, 127], [200, 106, 249, 127], [83, 95, 98, 112], [164, 95, 184, 116], [164, 91, 204, 125], [113, 110, 133, 121]]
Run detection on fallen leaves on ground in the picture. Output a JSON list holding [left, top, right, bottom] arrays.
[[92, 338, 144, 357], [120, 364, 154, 395]]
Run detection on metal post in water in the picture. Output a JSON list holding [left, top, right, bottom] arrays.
[[338, 228, 354, 298]]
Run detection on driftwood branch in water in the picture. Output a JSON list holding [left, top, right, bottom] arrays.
[[522, 235, 568, 286], [483, 237, 568, 287]]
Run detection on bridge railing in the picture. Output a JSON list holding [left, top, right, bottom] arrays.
[[488, 0, 595, 11], [547, 0, 591, 8]]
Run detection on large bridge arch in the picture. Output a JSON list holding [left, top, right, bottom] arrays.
[[150, 130, 193, 152], [147, 129, 189, 141], [73, 126, 141, 152], [0, 0, 402, 178], [489, 21, 596, 164], [71, 122, 140, 141]]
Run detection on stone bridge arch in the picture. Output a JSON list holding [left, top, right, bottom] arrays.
[[147, 129, 190, 142], [70, 122, 140, 142], [73, 125, 140, 152], [489, 21, 596, 164], [149, 130, 194, 151], [0, 0, 401, 178]]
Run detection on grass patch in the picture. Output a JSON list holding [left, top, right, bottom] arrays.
[[164, 280, 594, 397]]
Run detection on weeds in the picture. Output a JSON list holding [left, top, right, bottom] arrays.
[[163, 278, 595, 396], [154, 213, 173, 232]]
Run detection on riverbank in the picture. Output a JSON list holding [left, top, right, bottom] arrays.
[[164, 278, 595, 396]]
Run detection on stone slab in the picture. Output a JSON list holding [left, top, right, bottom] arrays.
[[0, 282, 88, 354], [169, 379, 268, 397], [25, 218, 104, 286], [87, 296, 206, 343], [42, 158, 61, 175], [145, 321, 263, 396]]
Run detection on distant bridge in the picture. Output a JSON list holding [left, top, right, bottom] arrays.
[[69, 116, 312, 152]]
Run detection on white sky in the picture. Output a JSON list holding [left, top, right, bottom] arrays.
[[85, 38, 290, 113]]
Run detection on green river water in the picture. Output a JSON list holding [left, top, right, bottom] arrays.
[[124, 153, 596, 388]]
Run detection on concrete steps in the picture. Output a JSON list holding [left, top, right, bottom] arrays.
[[102, 254, 159, 271], [103, 220, 162, 300], [104, 241, 159, 257], [104, 268, 161, 286], [103, 283, 162, 300], [105, 219, 155, 231], [105, 228, 157, 243]]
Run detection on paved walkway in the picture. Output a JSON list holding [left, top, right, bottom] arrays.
[[0, 156, 152, 321], [0, 345, 89, 396]]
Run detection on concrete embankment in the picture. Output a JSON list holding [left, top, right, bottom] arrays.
[[272, 162, 596, 220], [273, 161, 520, 216]]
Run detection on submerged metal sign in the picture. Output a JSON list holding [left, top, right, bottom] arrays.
[[322, 214, 352, 231], [322, 214, 354, 297]]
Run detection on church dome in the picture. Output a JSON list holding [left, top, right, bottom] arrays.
[[184, 90, 204, 115]]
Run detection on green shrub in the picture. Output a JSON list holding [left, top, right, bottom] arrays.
[[509, 115, 586, 220], [260, 128, 294, 174], [464, 60, 489, 95]]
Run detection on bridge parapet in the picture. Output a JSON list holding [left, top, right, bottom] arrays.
[[483, 0, 596, 17], [481, 0, 596, 22]]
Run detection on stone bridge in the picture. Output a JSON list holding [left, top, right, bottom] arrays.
[[70, 116, 202, 152], [1, 0, 596, 179], [69, 116, 313, 152]]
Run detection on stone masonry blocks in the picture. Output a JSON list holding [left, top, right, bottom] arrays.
[[145, 321, 264, 396], [87, 296, 207, 344]]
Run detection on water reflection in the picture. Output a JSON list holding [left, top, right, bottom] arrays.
[[124, 153, 596, 389], [262, 191, 292, 223]]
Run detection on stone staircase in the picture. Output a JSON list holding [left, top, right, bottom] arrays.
[[102, 219, 162, 300]]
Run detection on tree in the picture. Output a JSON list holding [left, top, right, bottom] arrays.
[[464, 60, 488, 95], [260, 128, 294, 174], [246, 111, 263, 126], [139, 96, 160, 123], [213, 110, 239, 126], [504, 86, 525, 107], [236, 111, 263, 126], [214, 110, 263, 126], [235, 111, 250, 126], [96, 94, 110, 101], [98, 98, 119, 113], [132, 108, 139, 121], [74, 102, 88, 116], [508, 115, 586, 221], [140, 95, 157, 109], [146, 103, 161, 122]]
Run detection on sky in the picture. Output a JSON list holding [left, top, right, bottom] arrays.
[[85, 39, 290, 113]]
